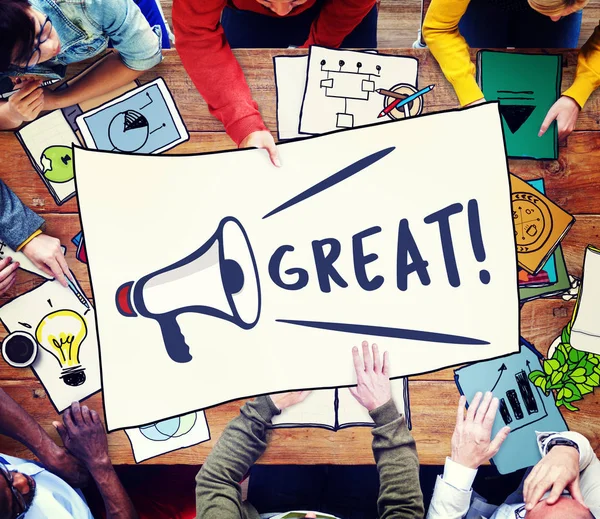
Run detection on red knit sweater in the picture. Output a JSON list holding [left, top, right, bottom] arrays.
[[172, 0, 377, 146]]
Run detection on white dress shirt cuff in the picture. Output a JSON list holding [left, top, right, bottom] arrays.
[[443, 457, 478, 491]]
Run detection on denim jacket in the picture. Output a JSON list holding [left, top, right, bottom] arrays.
[[0, 180, 45, 251], [24, 0, 163, 76]]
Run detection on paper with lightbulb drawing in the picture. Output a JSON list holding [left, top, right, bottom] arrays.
[[0, 278, 101, 412], [75, 104, 519, 431]]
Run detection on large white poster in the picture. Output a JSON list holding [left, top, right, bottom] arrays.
[[74, 104, 519, 431]]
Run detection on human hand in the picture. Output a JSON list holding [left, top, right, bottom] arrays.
[[53, 402, 110, 471], [0, 257, 19, 296], [22, 233, 70, 287], [39, 441, 90, 488], [539, 96, 580, 142], [5, 80, 44, 124], [523, 444, 587, 511], [349, 341, 391, 411], [451, 392, 510, 469], [269, 391, 311, 411], [240, 130, 281, 167]]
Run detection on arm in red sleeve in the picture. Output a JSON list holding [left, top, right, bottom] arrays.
[[304, 0, 378, 48], [172, 0, 268, 146]]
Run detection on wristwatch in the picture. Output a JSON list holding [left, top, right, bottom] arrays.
[[546, 437, 580, 454]]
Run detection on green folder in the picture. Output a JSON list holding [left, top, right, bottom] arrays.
[[477, 51, 562, 160]]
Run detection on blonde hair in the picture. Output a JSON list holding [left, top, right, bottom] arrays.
[[528, 0, 589, 16]]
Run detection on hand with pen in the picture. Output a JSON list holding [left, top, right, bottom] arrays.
[[22, 233, 71, 287]]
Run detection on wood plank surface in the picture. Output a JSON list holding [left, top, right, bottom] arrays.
[[0, 49, 599, 465]]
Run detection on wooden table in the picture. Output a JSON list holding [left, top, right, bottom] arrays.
[[0, 49, 599, 466]]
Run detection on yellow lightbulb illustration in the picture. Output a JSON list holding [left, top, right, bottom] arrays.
[[35, 310, 88, 387]]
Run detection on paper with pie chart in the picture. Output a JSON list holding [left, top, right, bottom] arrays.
[[76, 78, 189, 155], [124, 411, 210, 463]]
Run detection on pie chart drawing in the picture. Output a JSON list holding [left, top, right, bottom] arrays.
[[139, 412, 198, 441], [108, 110, 150, 152]]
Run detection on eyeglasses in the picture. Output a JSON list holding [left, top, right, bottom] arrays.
[[24, 15, 53, 71], [0, 462, 28, 519]]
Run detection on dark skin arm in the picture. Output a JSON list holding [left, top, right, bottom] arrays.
[[54, 402, 138, 519], [0, 388, 88, 487]]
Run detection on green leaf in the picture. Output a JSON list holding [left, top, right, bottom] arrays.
[[539, 378, 548, 393], [555, 349, 567, 365], [564, 401, 579, 412], [565, 382, 582, 398], [529, 371, 544, 383], [562, 326, 571, 345], [589, 356, 599, 365], [587, 372, 600, 386], [561, 363, 569, 373], [544, 359, 560, 374], [556, 399, 564, 407], [551, 371, 563, 385], [571, 367, 587, 383], [557, 388, 565, 400], [569, 348, 586, 364], [578, 383, 594, 395]]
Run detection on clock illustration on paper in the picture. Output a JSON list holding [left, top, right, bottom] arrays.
[[512, 192, 553, 253]]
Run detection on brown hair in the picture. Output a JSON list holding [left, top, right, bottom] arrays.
[[528, 0, 589, 16]]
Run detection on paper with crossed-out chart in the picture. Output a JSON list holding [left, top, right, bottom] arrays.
[[74, 103, 518, 431]]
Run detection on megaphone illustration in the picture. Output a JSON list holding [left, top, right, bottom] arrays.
[[115, 216, 261, 363]]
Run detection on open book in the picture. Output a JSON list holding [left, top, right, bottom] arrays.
[[272, 378, 410, 431]]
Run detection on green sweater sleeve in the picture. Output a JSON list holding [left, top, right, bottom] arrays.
[[196, 396, 281, 519], [369, 399, 424, 519]]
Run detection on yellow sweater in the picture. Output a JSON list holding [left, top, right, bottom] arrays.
[[423, 0, 600, 108]]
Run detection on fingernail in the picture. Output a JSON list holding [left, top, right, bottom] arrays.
[[352, 346, 358, 352], [275, 159, 282, 168]]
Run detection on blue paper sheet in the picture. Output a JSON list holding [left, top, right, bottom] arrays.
[[455, 338, 567, 474]]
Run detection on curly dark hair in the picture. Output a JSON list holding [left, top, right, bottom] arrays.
[[0, 0, 37, 72]]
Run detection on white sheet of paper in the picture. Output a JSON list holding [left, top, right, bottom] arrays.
[[299, 46, 418, 135], [0, 279, 101, 412], [570, 247, 600, 355], [0, 241, 66, 279], [16, 111, 79, 205], [74, 104, 519, 431], [272, 378, 408, 429], [274, 55, 310, 141], [124, 411, 210, 463]]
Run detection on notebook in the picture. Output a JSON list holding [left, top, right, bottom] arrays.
[[510, 174, 574, 274], [272, 378, 410, 431], [477, 51, 562, 160], [518, 179, 557, 288]]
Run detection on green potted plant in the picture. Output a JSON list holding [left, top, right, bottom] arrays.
[[529, 321, 600, 411]]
